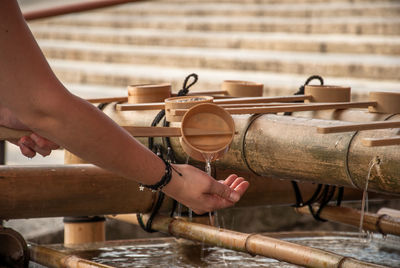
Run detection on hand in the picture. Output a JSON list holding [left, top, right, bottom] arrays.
[[162, 164, 249, 214], [9, 133, 60, 158], [1, 105, 59, 157]]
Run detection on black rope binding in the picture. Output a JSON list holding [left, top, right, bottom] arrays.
[[138, 74, 199, 232]]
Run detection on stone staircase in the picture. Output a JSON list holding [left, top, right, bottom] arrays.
[[27, 0, 400, 100]]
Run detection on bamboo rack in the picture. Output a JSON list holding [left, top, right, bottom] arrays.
[[110, 214, 385, 268], [296, 205, 400, 237]]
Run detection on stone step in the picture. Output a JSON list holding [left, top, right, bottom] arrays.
[[31, 26, 400, 56], [100, 1, 400, 18], [49, 59, 400, 101], [38, 40, 400, 81], [34, 13, 400, 35]]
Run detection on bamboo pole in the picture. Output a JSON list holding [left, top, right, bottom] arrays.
[[29, 244, 113, 268], [0, 164, 162, 219], [0, 164, 375, 220], [110, 214, 385, 268], [296, 205, 400, 237]]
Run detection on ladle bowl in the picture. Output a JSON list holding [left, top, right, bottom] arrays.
[[180, 103, 235, 162]]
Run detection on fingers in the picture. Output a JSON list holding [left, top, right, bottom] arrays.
[[209, 180, 241, 203], [222, 174, 238, 186], [17, 139, 36, 158], [16, 134, 59, 157], [233, 180, 249, 197]]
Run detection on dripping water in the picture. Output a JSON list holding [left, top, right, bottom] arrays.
[[359, 157, 379, 241]]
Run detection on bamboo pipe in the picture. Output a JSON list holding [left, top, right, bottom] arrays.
[[171, 101, 377, 116], [116, 95, 312, 111], [23, 0, 145, 21], [317, 120, 400, 134], [101, 104, 400, 195], [362, 136, 400, 147], [111, 214, 384, 268], [29, 244, 113, 268], [0, 165, 375, 220], [296, 205, 400, 237]]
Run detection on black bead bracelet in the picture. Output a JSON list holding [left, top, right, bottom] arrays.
[[139, 159, 181, 191]]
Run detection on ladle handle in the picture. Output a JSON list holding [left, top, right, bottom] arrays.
[[123, 126, 233, 137], [0, 125, 233, 140], [171, 101, 377, 116], [116, 95, 313, 111], [86, 96, 128, 103], [0, 126, 32, 140], [317, 120, 400, 134], [362, 136, 400, 147], [224, 101, 377, 114]]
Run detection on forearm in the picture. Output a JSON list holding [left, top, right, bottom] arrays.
[[31, 92, 165, 185]]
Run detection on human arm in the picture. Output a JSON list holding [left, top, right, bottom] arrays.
[[0, 0, 248, 213]]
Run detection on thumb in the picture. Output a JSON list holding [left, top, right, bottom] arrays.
[[209, 181, 240, 203]]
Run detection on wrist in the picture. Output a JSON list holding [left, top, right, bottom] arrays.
[[161, 164, 184, 197]]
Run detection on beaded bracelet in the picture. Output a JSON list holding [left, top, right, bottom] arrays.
[[139, 158, 181, 191]]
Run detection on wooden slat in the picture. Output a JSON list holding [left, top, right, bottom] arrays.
[[317, 120, 400, 134]]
